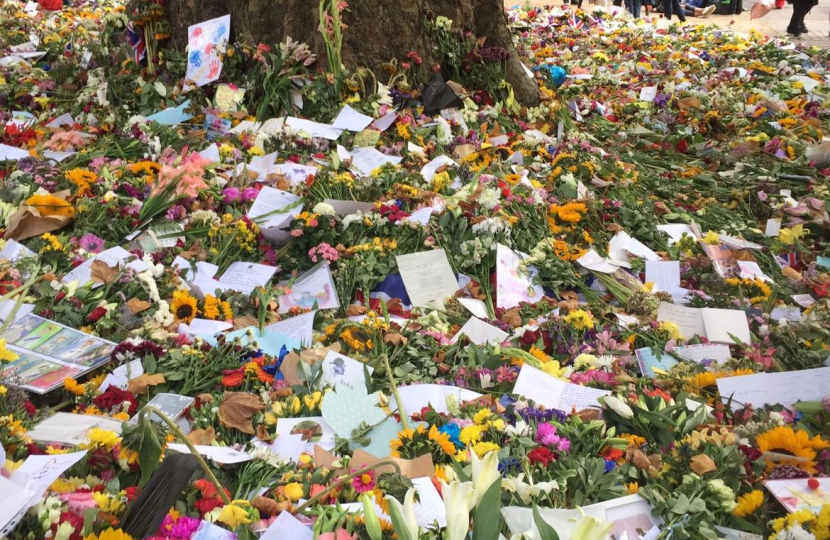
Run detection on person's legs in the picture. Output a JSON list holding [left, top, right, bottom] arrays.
[[674, 0, 687, 20], [633, 0, 641, 17], [788, 0, 806, 34]]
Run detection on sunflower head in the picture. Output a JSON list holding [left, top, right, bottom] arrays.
[[756, 426, 830, 474], [170, 290, 198, 324]]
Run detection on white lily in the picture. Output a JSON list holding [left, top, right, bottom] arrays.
[[471, 450, 500, 508], [503, 474, 559, 504], [440, 480, 475, 540], [570, 511, 613, 540], [385, 487, 419, 540], [504, 419, 530, 438], [603, 395, 634, 419]]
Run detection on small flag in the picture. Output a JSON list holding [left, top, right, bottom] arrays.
[[125, 21, 146, 63]]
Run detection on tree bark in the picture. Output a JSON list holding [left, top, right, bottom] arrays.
[[165, 0, 540, 106]]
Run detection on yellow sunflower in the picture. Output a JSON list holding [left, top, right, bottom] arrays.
[[756, 426, 830, 474], [170, 290, 198, 324], [428, 424, 456, 455], [733, 490, 764, 517]]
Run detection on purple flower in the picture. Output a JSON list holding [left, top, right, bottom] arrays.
[[242, 187, 260, 202], [79, 233, 105, 254], [535, 422, 560, 445], [165, 204, 186, 221], [223, 187, 242, 203]]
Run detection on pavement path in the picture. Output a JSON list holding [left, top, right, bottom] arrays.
[[507, 0, 830, 48]]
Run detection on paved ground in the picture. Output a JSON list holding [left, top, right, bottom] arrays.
[[507, 0, 830, 47]]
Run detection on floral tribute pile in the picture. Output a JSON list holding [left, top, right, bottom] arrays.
[[2, 2, 830, 540]]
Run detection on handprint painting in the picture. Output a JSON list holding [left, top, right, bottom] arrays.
[[184, 14, 230, 88]]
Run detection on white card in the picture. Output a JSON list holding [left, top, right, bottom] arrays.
[[218, 262, 277, 295], [496, 244, 544, 309], [260, 506, 313, 540], [265, 310, 316, 347], [450, 317, 509, 346], [716, 367, 830, 410], [513, 364, 610, 412], [321, 350, 373, 389], [396, 249, 459, 310], [286, 117, 343, 140], [331, 105, 374, 132], [275, 416, 335, 452], [167, 444, 253, 464]]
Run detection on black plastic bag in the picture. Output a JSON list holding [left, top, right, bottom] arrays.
[[120, 453, 200, 539], [421, 73, 464, 116]]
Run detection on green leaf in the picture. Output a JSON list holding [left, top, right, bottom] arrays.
[[472, 479, 502, 540], [671, 493, 691, 515], [533, 504, 560, 540]]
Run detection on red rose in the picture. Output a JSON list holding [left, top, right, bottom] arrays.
[[528, 446, 555, 466], [87, 306, 108, 322], [94, 386, 138, 415], [676, 140, 689, 153]]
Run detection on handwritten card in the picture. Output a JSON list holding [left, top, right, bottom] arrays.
[[608, 232, 660, 267], [392, 384, 483, 415], [185, 15, 230, 88], [513, 364, 610, 412], [645, 261, 682, 294], [673, 344, 731, 364], [247, 186, 303, 230], [496, 244, 544, 309], [396, 249, 459, 310], [764, 478, 830, 513], [657, 302, 751, 344], [277, 263, 339, 313], [286, 117, 343, 140], [265, 310, 316, 347], [218, 262, 277, 295], [716, 367, 830, 410]]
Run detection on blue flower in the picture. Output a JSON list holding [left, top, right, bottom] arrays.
[[439, 423, 462, 448], [604, 459, 617, 473]]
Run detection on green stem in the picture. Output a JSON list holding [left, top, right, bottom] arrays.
[[382, 353, 409, 431], [0, 263, 41, 334], [139, 405, 231, 505], [292, 459, 402, 514]]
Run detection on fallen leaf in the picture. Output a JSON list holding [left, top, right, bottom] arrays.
[[187, 427, 217, 445], [218, 392, 266, 434], [578, 409, 602, 421], [606, 223, 625, 232], [502, 307, 522, 327], [384, 333, 408, 345], [678, 97, 701, 110], [91, 259, 120, 284], [346, 304, 366, 316], [782, 266, 803, 283], [127, 373, 165, 394], [653, 201, 672, 217], [690, 454, 717, 475], [126, 298, 151, 314], [233, 315, 258, 331]]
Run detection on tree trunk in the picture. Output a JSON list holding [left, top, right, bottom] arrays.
[[164, 0, 540, 106]]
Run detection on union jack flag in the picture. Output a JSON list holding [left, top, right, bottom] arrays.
[[125, 21, 146, 63], [569, 11, 585, 29]]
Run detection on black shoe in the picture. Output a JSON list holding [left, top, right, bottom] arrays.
[[787, 27, 802, 37], [800, 24, 808, 33]]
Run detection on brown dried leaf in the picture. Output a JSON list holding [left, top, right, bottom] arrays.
[[464, 281, 486, 300], [384, 333, 408, 345], [256, 423, 274, 443], [678, 97, 701, 110], [127, 373, 165, 394], [233, 315, 258, 331], [218, 392, 265, 434], [187, 427, 217, 445], [126, 298, 151, 314], [690, 454, 717, 475], [91, 259, 120, 284], [179, 242, 207, 262], [606, 223, 624, 233], [653, 201, 672, 217], [502, 307, 522, 327], [578, 409, 601, 421], [346, 304, 367, 317], [782, 266, 803, 283]]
